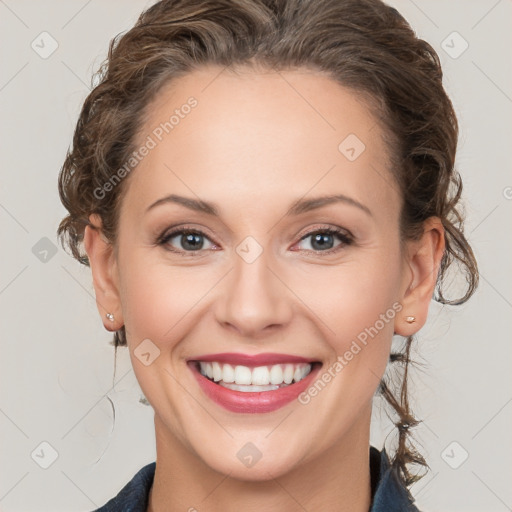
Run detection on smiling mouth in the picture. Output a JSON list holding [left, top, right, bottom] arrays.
[[192, 361, 321, 393], [187, 353, 323, 413]]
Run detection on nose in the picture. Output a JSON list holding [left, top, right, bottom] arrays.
[[214, 249, 293, 339]]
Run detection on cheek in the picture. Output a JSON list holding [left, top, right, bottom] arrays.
[[310, 247, 402, 392], [331, 271, 400, 347], [295, 272, 400, 442], [306, 250, 402, 344], [117, 248, 221, 346]]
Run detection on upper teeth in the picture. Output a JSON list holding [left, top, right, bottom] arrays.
[[199, 362, 312, 386]]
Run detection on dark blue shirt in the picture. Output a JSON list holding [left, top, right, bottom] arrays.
[[93, 447, 420, 511]]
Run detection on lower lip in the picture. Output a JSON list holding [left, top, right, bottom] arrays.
[[189, 362, 321, 413]]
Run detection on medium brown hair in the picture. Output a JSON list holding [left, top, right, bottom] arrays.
[[57, 0, 478, 486]]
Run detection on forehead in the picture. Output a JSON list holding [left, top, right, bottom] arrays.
[[123, 66, 399, 220]]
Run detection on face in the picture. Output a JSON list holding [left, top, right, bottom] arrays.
[[95, 66, 421, 480]]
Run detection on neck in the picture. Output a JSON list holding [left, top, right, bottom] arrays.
[[147, 410, 372, 512]]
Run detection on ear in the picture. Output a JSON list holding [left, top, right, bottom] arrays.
[[395, 217, 445, 336], [83, 214, 124, 332]]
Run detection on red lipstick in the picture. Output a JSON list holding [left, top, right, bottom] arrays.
[[187, 353, 321, 414], [191, 352, 313, 366]]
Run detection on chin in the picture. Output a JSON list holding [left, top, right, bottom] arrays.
[[203, 449, 303, 482]]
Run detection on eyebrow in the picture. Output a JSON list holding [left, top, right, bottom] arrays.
[[145, 193, 372, 217]]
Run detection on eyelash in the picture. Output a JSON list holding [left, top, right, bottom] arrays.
[[157, 225, 354, 257]]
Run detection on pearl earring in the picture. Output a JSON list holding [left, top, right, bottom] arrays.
[[405, 316, 416, 323], [106, 313, 115, 321]]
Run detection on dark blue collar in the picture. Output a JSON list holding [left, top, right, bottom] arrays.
[[369, 446, 420, 511], [94, 447, 420, 511]]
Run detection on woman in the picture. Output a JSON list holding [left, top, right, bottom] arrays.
[[57, 0, 478, 510]]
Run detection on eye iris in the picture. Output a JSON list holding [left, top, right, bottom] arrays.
[[181, 232, 203, 250], [311, 232, 334, 251]]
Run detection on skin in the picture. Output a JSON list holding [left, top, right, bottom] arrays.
[[84, 66, 445, 512]]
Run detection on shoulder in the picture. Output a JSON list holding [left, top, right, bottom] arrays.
[[369, 446, 421, 512], [92, 461, 156, 512]]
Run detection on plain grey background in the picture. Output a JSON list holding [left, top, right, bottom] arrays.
[[0, 1, 511, 510]]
